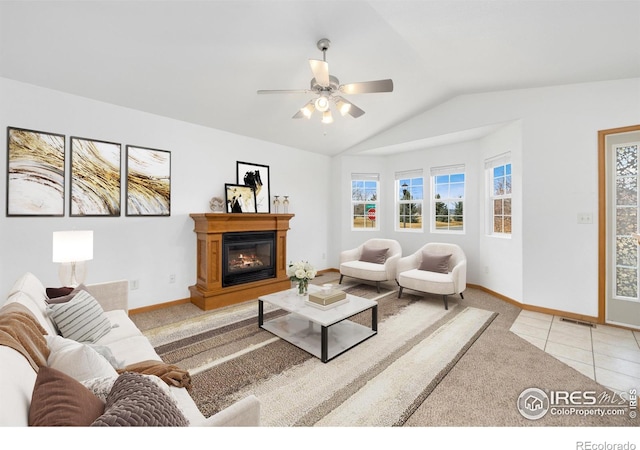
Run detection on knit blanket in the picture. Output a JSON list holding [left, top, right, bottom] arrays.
[[0, 302, 49, 371]]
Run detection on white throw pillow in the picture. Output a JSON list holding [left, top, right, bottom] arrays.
[[47, 290, 112, 343], [46, 335, 118, 382]]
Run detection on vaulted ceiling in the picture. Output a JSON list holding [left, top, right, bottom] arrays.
[[1, 1, 639, 156]]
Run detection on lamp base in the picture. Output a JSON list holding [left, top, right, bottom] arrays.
[[58, 261, 87, 287]]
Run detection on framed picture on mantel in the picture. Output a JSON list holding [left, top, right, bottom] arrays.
[[236, 161, 270, 213], [225, 183, 257, 213]]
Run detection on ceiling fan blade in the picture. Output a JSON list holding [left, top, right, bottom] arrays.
[[346, 102, 365, 118], [309, 59, 330, 87], [257, 89, 311, 94], [339, 79, 394, 94]]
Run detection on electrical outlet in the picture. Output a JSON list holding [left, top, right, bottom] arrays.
[[130, 279, 139, 290], [577, 213, 593, 224], [169, 274, 176, 283]]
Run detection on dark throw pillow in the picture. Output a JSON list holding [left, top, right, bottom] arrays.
[[419, 252, 452, 274], [91, 372, 188, 427], [359, 246, 389, 264], [29, 366, 105, 426], [45, 283, 88, 304], [46, 286, 74, 300]]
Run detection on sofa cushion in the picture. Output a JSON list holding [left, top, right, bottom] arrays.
[[359, 245, 389, 264], [47, 290, 112, 343], [95, 310, 144, 345], [91, 372, 189, 426], [8, 272, 48, 303], [46, 335, 118, 381], [5, 292, 57, 336], [419, 252, 451, 274], [0, 346, 38, 426], [29, 366, 105, 426]]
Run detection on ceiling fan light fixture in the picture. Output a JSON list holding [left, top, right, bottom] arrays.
[[314, 95, 330, 112], [300, 101, 315, 119], [335, 97, 352, 116], [322, 110, 333, 124]]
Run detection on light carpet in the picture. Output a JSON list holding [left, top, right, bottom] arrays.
[[141, 281, 496, 426]]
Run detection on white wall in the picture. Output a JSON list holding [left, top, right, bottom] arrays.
[[333, 77, 640, 318], [0, 78, 331, 309], [4, 76, 639, 318]]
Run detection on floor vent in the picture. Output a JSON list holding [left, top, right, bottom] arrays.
[[560, 317, 596, 328]]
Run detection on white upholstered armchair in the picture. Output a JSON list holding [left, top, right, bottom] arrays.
[[396, 242, 467, 310], [339, 239, 402, 293]]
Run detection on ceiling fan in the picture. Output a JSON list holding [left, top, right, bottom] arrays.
[[257, 38, 393, 124]]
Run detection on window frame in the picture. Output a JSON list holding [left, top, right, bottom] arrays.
[[395, 172, 424, 232], [430, 165, 466, 234], [486, 154, 512, 237], [350, 174, 380, 231]]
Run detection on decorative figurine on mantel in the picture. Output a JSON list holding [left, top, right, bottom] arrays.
[[209, 196, 225, 213]]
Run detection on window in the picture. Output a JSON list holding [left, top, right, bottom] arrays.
[[351, 173, 379, 230], [486, 153, 512, 235], [431, 165, 465, 232], [395, 170, 423, 231]]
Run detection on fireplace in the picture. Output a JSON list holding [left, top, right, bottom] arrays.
[[189, 213, 294, 311], [222, 231, 275, 287]]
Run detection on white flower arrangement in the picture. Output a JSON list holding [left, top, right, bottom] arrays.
[[287, 260, 317, 282]]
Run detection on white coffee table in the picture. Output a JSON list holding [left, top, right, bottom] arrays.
[[258, 285, 378, 363]]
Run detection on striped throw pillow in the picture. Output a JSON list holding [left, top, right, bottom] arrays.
[[48, 290, 112, 343]]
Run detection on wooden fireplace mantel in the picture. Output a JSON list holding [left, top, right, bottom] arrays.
[[189, 213, 294, 310]]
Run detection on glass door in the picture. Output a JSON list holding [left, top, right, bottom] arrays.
[[604, 127, 640, 329]]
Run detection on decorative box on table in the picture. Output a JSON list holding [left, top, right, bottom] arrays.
[[306, 289, 348, 310]]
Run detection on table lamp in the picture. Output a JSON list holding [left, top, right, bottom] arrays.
[[52, 230, 93, 287]]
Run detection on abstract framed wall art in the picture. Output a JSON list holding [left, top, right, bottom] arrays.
[[236, 161, 270, 213], [225, 183, 257, 213], [6, 126, 66, 216], [125, 145, 171, 216], [70, 137, 121, 216]]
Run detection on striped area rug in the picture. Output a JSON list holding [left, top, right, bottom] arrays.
[[146, 283, 496, 425]]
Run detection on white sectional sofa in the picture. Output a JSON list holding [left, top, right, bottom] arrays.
[[0, 272, 260, 426]]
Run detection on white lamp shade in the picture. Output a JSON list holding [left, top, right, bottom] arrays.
[[52, 230, 94, 263]]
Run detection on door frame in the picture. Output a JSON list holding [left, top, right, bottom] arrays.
[[598, 124, 640, 325]]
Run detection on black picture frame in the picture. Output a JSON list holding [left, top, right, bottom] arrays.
[[70, 136, 121, 217], [236, 161, 270, 213], [6, 126, 66, 217], [225, 183, 257, 213], [126, 145, 171, 216]]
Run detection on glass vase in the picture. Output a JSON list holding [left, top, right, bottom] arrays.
[[273, 196, 280, 214], [283, 196, 289, 213], [297, 279, 308, 296]]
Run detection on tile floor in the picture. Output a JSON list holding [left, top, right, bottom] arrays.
[[510, 310, 640, 394]]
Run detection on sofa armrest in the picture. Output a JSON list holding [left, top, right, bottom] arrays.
[[340, 247, 361, 264], [396, 253, 419, 275], [86, 280, 129, 313], [451, 260, 467, 293], [197, 395, 260, 427], [384, 253, 402, 280]]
